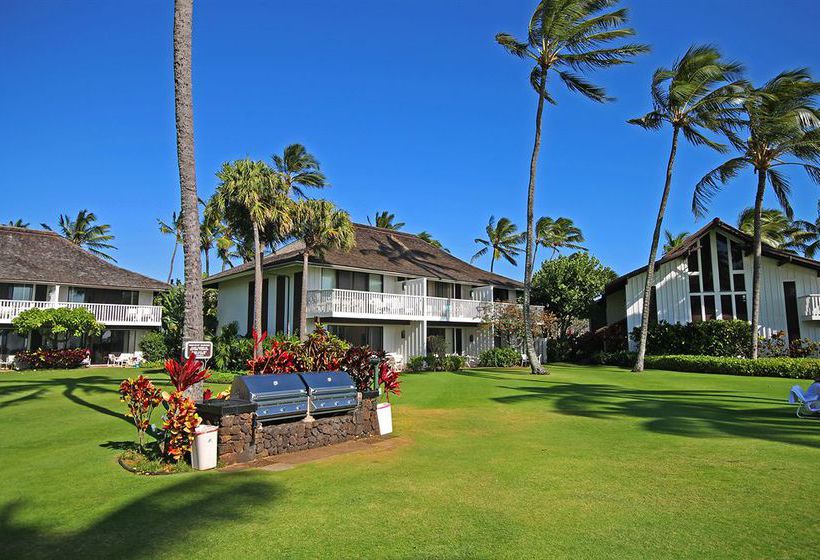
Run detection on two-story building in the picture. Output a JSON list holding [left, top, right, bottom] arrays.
[[598, 218, 820, 349], [204, 224, 544, 364], [0, 226, 168, 363]]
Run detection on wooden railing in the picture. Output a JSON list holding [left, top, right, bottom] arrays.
[[307, 289, 539, 323], [804, 295, 820, 320], [0, 300, 162, 326]]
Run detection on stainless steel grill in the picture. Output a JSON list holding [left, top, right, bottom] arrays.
[[300, 371, 358, 415]]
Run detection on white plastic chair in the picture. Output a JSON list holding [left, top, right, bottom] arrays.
[[0, 354, 15, 370], [789, 383, 820, 418]]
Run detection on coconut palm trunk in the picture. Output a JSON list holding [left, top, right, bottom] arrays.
[[750, 169, 767, 359], [173, 0, 204, 399], [252, 221, 264, 356], [522, 75, 546, 375], [300, 252, 309, 340], [167, 241, 178, 284], [633, 127, 680, 372]]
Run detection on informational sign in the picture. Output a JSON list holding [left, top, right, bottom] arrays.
[[184, 341, 213, 360]]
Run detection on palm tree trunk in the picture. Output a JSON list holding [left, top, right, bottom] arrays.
[[204, 247, 210, 276], [167, 242, 178, 284], [252, 221, 263, 356], [523, 75, 546, 374], [750, 169, 767, 359], [633, 127, 680, 373], [173, 0, 204, 401], [490, 254, 495, 273], [299, 252, 309, 341]]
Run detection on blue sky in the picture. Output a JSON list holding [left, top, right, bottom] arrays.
[[2, 0, 818, 283]]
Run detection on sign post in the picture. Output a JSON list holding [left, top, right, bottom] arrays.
[[183, 341, 213, 368]]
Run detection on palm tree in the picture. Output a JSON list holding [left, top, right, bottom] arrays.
[[662, 230, 689, 253], [694, 69, 820, 359], [628, 45, 744, 373], [369, 211, 405, 230], [737, 207, 805, 251], [471, 216, 523, 273], [292, 199, 355, 340], [534, 216, 586, 259], [496, 0, 647, 374], [173, 0, 204, 370], [158, 212, 184, 283], [794, 203, 820, 258], [208, 159, 293, 354], [6, 219, 29, 228], [417, 231, 448, 252], [48, 209, 117, 261], [272, 144, 328, 199]]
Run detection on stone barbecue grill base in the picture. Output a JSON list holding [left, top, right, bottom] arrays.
[[200, 398, 380, 466]]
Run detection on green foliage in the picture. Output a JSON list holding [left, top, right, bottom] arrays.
[[138, 331, 168, 362], [406, 356, 427, 372], [12, 307, 104, 346], [154, 284, 217, 358], [643, 355, 820, 380], [630, 320, 752, 358], [532, 252, 617, 336], [478, 347, 520, 368], [212, 322, 254, 371], [442, 355, 466, 372], [471, 216, 523, 271], [15, 348, 89, 369], [403, 354, 466, 372]]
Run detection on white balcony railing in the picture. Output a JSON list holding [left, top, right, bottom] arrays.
[[805, 295, 820, 320], [306, 289, 540, 323], [0, 300, 162, 327]]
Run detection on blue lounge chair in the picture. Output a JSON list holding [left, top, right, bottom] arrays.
[[789, 382, 820, 418]]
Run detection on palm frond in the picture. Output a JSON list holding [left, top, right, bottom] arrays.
[[692, 157, 749, 216]]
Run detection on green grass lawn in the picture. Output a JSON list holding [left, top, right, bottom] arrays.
[[1, 364, 817, 559]]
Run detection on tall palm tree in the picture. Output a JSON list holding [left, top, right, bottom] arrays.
[[48, 209, 117, 261], [208, 159, 293, 354], [369, 211, 405, 230], [694, 69, 820, 359], [6, 219, 29, 228], [215, 234, 237, 271], [534, 216, 586, 259], [158, 212, 184, 283], [496, 0, 647, 374], [471, 216, 523, 273], [417, 231, 448, 252], [737, 207, 805, 251], [793, 202, 820, 258], [173, 0, 204, 371], [292, 199, 355, 340], [272, 144, 328, 199], [662, 230, 689, 253], [629, 45, 744, 373]]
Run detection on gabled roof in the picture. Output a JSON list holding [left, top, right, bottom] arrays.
[[204, 223, 524, 289], [0, 226, 169, 291], [605, 218, 820, 295]]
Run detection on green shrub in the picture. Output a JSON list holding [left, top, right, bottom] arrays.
[[630, 320, 752, 358], [478, 347, 520, 367], [643, 355, 820, 380], [406, 356, 427, 372], [139, 331, 168, 362], [589, 350, 636, 367], [442, 355, 466, 371], [207, 371, 239, 384]]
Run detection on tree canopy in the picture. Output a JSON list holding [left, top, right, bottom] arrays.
[[12, 307, 104, 346]]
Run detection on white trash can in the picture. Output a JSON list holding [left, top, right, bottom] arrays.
[[191, 424, 219, 470], [376, 402, 393, 435]]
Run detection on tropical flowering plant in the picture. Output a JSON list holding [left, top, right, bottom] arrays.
[[164, 353, 211, 392], [202, 388, 230, 400], [119, 375, 163, 451], [161, 391, 202, 462], [378, 361, 401, 402], [247, 340, 297, 374]]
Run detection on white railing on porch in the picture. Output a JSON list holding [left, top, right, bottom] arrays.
[[307, 289, 540, 323], [0, 300, 163, 326], [805, 294, 820, 320]]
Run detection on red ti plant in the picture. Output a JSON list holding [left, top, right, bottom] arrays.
[[247, 341, 297, 374], [378, 362, 401, 402], [164, 353, 211, 393], [161, 391, 202, 462], [119, 375, 163, 452]]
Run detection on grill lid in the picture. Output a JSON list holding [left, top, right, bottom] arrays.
[[300, 371, 357, 395], [231, 374, 308, 402]]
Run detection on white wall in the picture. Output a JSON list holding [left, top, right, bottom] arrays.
[[626, 257, 690, 337], [216, 275, 251, 335], [757, 259, 820, 340]]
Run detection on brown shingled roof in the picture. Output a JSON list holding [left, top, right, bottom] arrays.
[[205, 223, 524, 289], [0, 226, 169, 291]]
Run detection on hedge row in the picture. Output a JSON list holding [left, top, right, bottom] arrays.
[[593, 352, 820, 380]]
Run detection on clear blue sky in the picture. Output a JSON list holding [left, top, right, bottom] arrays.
[[2, 1, 818, 283]]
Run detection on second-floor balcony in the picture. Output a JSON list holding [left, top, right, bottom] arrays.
[[306, 288, 534, 323], [0, 300, 163, 327], [805, 295, 820, 321]]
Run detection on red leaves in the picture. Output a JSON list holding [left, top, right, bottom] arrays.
[[161, 391, 201, 462], [247, 341, 297, 374], [119, 375, 163, 450], [164, 353, 211, 392], [378, 361, 401, 402]]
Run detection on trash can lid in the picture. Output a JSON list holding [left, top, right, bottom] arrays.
[[195, 424, 219, 434]]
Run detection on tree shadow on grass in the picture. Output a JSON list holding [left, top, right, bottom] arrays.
[[0, 376, 129, 423], [0, 472, 282, 559], [491, 381, 820, 449]]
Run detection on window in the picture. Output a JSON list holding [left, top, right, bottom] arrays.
[[716, 234, 731, 291], [700, 236, 714, 292], [320, 269, 335, 290], [327, 325, 383, 350], [0, 283, 33, 301], [67, 287, 138, 304], [687, 232, 748, 322], [336, 270, 370, 291], [368, 274, 383, 293]]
